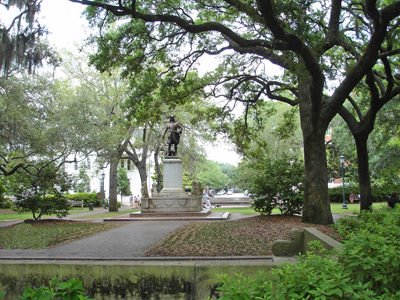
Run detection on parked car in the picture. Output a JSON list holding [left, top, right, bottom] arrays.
[[217, 190, 226, 195], [227, 189, 233, 195]]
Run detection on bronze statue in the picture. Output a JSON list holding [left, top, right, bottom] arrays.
[[161, 115, 183, 156]]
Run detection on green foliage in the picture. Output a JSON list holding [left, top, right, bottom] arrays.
[[248, 155, 304, 216], [0, 179, 10, 208], [5, 162, 72, 199], [198, 160, 229, 190], [0, 275, 93, 300], [117, 167, 131, 196], [213, 208, 400, 299], [328, 185, 395, 203], [13, 193, 71, 221], [0, 198, 12, 209], [73, 164, 91, 193], [65, 193, 102, 207], [0, 179, 6, 201], [333, 207, 400, 296], [0, 1, 58, 77]]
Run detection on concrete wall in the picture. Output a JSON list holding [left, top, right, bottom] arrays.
[[302, 227, 343, 255], [0, 260, 278, 300], [0, 229, 342, 299]]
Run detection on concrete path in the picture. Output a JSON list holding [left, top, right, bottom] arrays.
[[0, 220, 192, 259], [0, 208, 254, 260], [0, 207, 343, 260]]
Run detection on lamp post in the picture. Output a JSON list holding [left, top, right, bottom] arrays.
[[101, 171, 105, 209], [340, 155, 348, 209]]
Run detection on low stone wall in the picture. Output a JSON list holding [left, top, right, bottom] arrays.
[[302, 227, 342, 255], [0, 260, 278, 300], [272, 227, 342, 257], [0, 228, 342, 300]]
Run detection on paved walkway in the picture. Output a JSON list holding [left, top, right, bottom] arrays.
[[0, 208, 344, 260], [0, 208, 254, 260]]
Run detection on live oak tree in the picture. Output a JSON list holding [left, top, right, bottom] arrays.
[[59, 51, 134, 212], [0, 73, 84, 178], [338, 83, 400, 210], [68, 0, 400, 224], [331, 101, 400, 196], [117, 167, 131, 196], [0, 0, 58, 78]]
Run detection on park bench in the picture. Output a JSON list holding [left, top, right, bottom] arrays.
[[69, 200, 84, 208]]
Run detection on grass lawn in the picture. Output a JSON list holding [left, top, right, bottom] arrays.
[[0, 220, 123, 250], [330, 202, 386, 215], [0, 207, 95, 221]]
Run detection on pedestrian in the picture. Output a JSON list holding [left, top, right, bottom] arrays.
[[129, 194, 133, 207], [349, 192, 355, 204], [137, 194, 141, 207], [133, 195, 138, 208], [205, 192, 212, 209], [387, 192, 400, 209]]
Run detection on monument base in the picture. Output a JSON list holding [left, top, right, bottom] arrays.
[[141, 156, 203, 214], [141, 196, 203, 213]]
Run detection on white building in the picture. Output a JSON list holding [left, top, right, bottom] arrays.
[[65, 154, 154, 206]]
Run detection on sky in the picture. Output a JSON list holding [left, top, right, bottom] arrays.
[[38, 0, 241, 166]]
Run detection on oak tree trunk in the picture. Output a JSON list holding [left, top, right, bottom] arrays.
[[154, 146, 162, 193], [299, 79, 334, 225], [355, 136, 373, 211], [108, 159, 119, 212]]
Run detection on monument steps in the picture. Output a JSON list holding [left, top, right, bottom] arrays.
[[103, 211, 230, 222]]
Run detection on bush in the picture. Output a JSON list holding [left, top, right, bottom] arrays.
[[13, 193, 70, 221], [0, 198, 12, 209], [0, 276, 93, 300], [212, 208, 400, 299], [328, 184, 398, 203], [65, 193, 102, 207], [250, 156, 304, 216]]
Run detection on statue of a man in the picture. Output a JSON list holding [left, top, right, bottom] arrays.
[[161, 115, 183, 156]]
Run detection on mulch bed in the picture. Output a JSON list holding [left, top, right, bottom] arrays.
[[145, 215, 341, 257]]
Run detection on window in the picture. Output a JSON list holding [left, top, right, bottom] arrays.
[[120, 159, 124, 168], [74, 161, 78, 171], [127, 159, 131, 171], [87, 158, 91, 169]]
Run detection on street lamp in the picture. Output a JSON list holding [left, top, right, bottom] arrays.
[[101, 171, 106, 209], [340, 155, 348, 209]]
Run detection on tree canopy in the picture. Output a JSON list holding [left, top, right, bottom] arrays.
[[68, 0, 400, 224], [0, 0, 58, 77]]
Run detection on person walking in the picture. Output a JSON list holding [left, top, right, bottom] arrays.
[[129, 194, 133, 207], [137, 195, 141, 207], [205, 192, 212, 209], [349, 192, 355, 204]]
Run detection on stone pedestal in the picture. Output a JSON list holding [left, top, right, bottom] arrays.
[[141, 157, 203, 213], [158, 158, 185, 196]]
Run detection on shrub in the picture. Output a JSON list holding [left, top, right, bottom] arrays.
[[0, 276, 93, 300], [13, 193, 70, 221], [212, 208, 400, 299], [65, 193, 102, 207], [328, 184, 398, 203], [250, 156, 304, 216], [0, 198, 12, 209]]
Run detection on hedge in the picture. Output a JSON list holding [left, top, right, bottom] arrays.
[[328, 184, 398, 203], [65, 193, 102, 207]]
